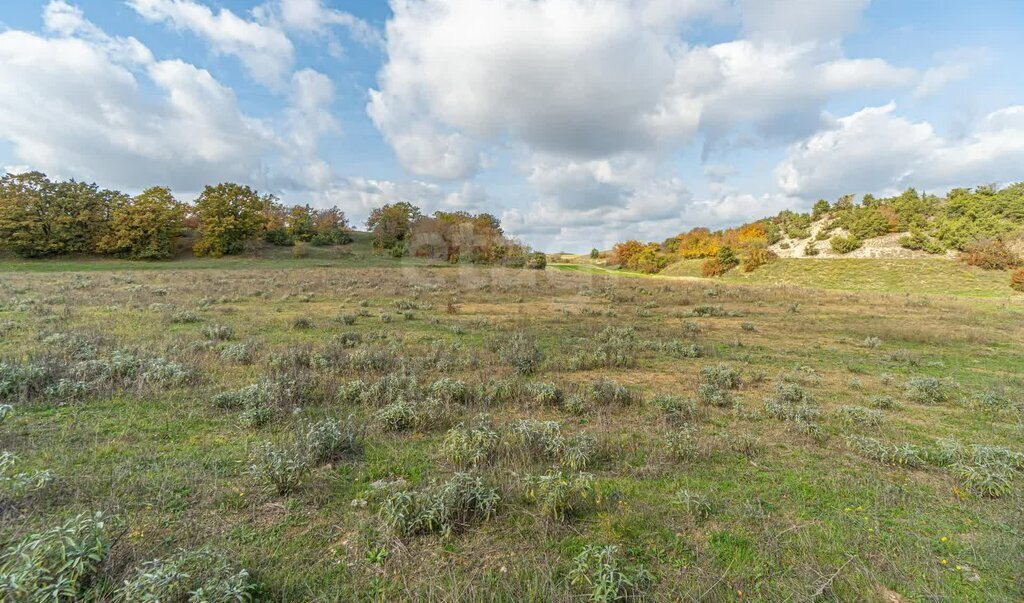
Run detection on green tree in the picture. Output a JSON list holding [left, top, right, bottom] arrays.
[[0, 172, 116, 257], [366, 202, 422, 253], [97, 187, 185, 259], [192, 183, 271, 257]]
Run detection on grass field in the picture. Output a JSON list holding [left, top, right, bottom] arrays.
[[1, 260, 1023, 601]]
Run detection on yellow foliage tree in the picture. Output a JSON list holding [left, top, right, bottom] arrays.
[[97, 187, 185, 259]]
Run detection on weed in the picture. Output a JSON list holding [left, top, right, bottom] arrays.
[[377, 473, 500, 538], [524, 471, 596, 522], [119, 546, 257, 603], [568, 544, 652, 603], [248, 441, 309, 495], [0, 512, 109, 601]]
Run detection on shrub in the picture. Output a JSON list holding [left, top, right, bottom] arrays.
[[524, 471, 596, 522], [830, 234, 862, 254], [526, 252, 547, 270], [201, 324, 234, 341], [376, 398, 455, 432], [560, 433, 597, 470], [526, 381, 564, 407], [421, 379, 467, 406], [498, 332, 543, 375], [213, 383, 270, 410], [0, 403, 11, 425], [742, 247, 777, 272], [653, 395, 699, 425], [664, 425, 700, 461], [170, 309, 202, 324], [588, 378, 637, 406], [904, 377, 957, 405], [1011, 268, 1024, 292], [699, 364, 742, 389], [377, 473, 500, 537], [0, 512, 109, 601], [838, 405, 884, 427], [701, 258, 727, 278], [504, 419, 565, 463], [443, 422, 500, 467], [239, 401, 273, 429], [568, 544, 652, 603], [291, 316, 314, 329], [220, 342, 254, 364], [119, 547, 257, 603], [961, 239, 1020, 270], [303, 415, 364, 463], [248, 441, 309, 494]]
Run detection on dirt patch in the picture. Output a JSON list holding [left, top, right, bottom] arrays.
[[770, 220, 956, 260]]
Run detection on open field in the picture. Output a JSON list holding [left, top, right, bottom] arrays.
[[2, 262, 1023, 601]]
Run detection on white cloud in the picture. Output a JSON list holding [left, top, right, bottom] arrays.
[[285, 69, 339, 189], [775, 103, 1024, 200], [126, 0, 295, 87], [0, 3, 278, 191], [313, 177, 485, 224], [255, 0, 383, 49], [370, 0, 910, 179], [913, 48, 990, 99], [739, 0, 870, 43]]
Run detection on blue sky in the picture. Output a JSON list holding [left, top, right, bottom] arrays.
[[1, 1, 1023, 252]]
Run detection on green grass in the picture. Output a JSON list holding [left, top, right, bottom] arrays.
[[661, 258, 1019, 298], [2, 264, 1023, 601]]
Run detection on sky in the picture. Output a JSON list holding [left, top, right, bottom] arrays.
[[1, 0, 1023, 253]]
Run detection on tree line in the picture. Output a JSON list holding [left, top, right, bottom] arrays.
[[609, 182, 1024, 278], [364, 201, 545, 268], [0, 171, 545, 269]]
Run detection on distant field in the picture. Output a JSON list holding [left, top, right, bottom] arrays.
[[2, 264, 1022, 601], [656, 258, 1017, 298]]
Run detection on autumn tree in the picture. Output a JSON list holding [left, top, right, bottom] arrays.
[[192, 183, 271, 257], [97, 187, 185, 259], [367, 202, 421, 254], [611, 240, 644, 266], [0, 172, 117, 257], [676, 228, 721, 259]]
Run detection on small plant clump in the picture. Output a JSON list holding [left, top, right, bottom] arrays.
[[119, 546, 258, 602], [0, 512, 110, 601], [376, 473, 500, 538], [568, 544, 652, 603]]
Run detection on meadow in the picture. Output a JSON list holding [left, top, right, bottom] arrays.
[[1, 257, 1023, 601]]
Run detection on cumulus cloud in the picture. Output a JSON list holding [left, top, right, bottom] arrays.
[[775, 103, 1024, 200], [739, 0, 870, 43], [369, 0, 912, 180], [127, 0, 295, 87], [254, 0, 383, 49], [0, 2, 279, 191], [284, 69, 340, 190], [313, 176, 486, 223]]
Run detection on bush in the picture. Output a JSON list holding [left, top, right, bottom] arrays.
[[0, 512, 109, 601], [701, 258, 726, 277], [742, 247, 777, 272], [498, 332, 543, 375], [588, 378, 637, 406], [303, 416, 364, 463], [443, 422, 500, 467], [202, 324, 234, 341], [377, 473, 500, 538], [524, 471, 596, 522], [119, 547, 257, 603], [568, 544, 652, 603], [961, 239, 1020, 270], [526, 381, 564, 407], [653, 395, 699, 425], [248, 441, 310, 494], [830, 234, 862, 254], [1012, 268, 1024, 292], [904, 377, 957, 405], [526, 252, 547, 270]]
